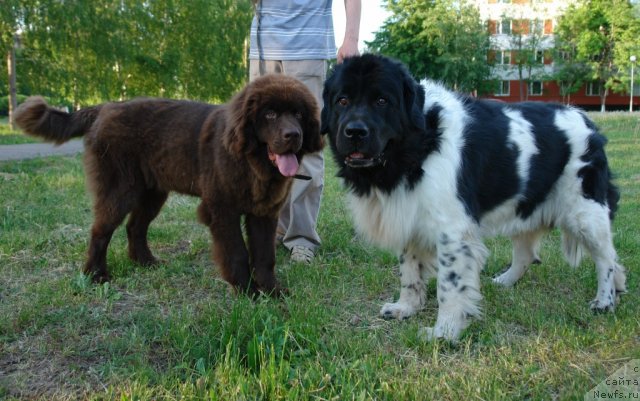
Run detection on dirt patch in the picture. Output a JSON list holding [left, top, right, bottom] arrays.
[[0, 289, 171, 400], [0, 334, 107, 400]]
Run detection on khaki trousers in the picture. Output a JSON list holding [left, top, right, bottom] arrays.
[[249, 59, 326, 251]]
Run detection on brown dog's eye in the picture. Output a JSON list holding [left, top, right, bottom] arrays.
[[295, 112, 303, 120], [265, 111, 277, 120], [337, 97, 349, 107], [376, 97, 388, 107]]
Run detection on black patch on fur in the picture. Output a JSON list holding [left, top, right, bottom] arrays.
[[447, 271, 460, 287], [456, 99, 521, 220], [439, 253, 457, 268], [457, 101, 573, 220], [460, 244, 472, 258], [403, 283, 422, 293], [514, 103, 572, 218], [577, 119, 619, 220]]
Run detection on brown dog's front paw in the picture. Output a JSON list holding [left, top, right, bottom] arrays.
[[87, 270, 111, 284], [262, 284, 289, 298], [129, 249, 159, 267], [231, 282, 261, 299], [83, 263, 110, 284]]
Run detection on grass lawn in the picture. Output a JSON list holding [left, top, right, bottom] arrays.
[[0, 114, 638, 400], [0, 117, 37, 145]]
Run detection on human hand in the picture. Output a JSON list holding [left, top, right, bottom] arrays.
[[337, 39, 359, 64]]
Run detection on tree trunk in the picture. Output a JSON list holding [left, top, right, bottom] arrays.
[[600, 85, 608, 113], [7, 33, 18, 130]]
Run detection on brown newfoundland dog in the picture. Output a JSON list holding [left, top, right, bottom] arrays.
[[14, 74, 323, 296]]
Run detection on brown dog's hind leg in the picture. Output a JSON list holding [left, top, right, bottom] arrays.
[[126, 189, 168, 266], [85, 203, 129, 283], [246, 213, 285, 297]]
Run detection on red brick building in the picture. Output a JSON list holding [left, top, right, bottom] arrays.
[[472, 0, 639, 110]]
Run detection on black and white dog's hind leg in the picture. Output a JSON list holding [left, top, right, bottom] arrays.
[[380, 247, 436, 320], [420, 233, 487, 342], [559, 200, 626, 312]]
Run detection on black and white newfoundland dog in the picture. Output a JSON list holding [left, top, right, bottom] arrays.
[[321, 54, 626, 341]]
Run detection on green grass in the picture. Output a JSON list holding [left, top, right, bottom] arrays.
[[0, 115, 638, 400], [0, 117, 37, 145]]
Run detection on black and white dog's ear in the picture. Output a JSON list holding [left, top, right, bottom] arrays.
[[320, 74, 334, 136], [402, 73, 426, 131]]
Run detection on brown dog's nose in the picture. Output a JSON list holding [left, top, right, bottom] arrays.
[[284, 130, 301, 141]]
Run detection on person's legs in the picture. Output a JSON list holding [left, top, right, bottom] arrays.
[[249, 59, 325, 262], [279, 60, 325, 261], [249, 59, 283, 80]]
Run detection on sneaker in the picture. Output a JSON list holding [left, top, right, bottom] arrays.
[[290, 245, 314, 264]]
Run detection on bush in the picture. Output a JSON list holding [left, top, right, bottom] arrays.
[[0, 95, 28, 117]]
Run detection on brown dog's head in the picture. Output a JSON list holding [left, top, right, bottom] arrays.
[[223, 74, 323, 177]]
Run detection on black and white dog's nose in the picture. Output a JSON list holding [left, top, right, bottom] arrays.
[[344, 121, 369, 139]]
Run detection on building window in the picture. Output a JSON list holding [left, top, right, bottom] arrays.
[[498, 50, 511, 65], [529, 81, 543, 95], [586, 82, 601, 96], [488, 20, 498, 35], [495, 81, 510, 96], [530, 19, 543, 35], [534, 50, 544, 63], [499, 19, 512, 34], [512, 19, 529, 35]]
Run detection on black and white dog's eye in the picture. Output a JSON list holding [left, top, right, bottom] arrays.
[[376, 97, 388, 107], [265, 111, 277, 120], [337, 97, 349, 106]]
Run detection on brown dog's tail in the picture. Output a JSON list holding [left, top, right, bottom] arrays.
[[14, 97, 102, 145]]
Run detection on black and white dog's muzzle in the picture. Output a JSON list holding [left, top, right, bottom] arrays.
[[345, 152, 386, 168]]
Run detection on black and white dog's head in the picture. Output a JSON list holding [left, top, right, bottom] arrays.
[[321, 54, 435, 194]]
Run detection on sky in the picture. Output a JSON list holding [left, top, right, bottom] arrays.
[[332, 0, 391, 52]]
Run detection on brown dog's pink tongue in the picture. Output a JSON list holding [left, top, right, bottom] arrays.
[[275, 153, 299, 177]]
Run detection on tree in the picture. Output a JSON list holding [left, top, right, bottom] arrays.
[[1, 0, 22, 128], [504, 13, 547, 101], [607, 0, 640, 98], [551, 10, 592, 105], [368, 0, 492, 94], [5, 0, 252, 109], [554, 0, 639, 111]]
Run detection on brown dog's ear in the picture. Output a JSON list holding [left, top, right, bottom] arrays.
[[222, 85, 258, 156]]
